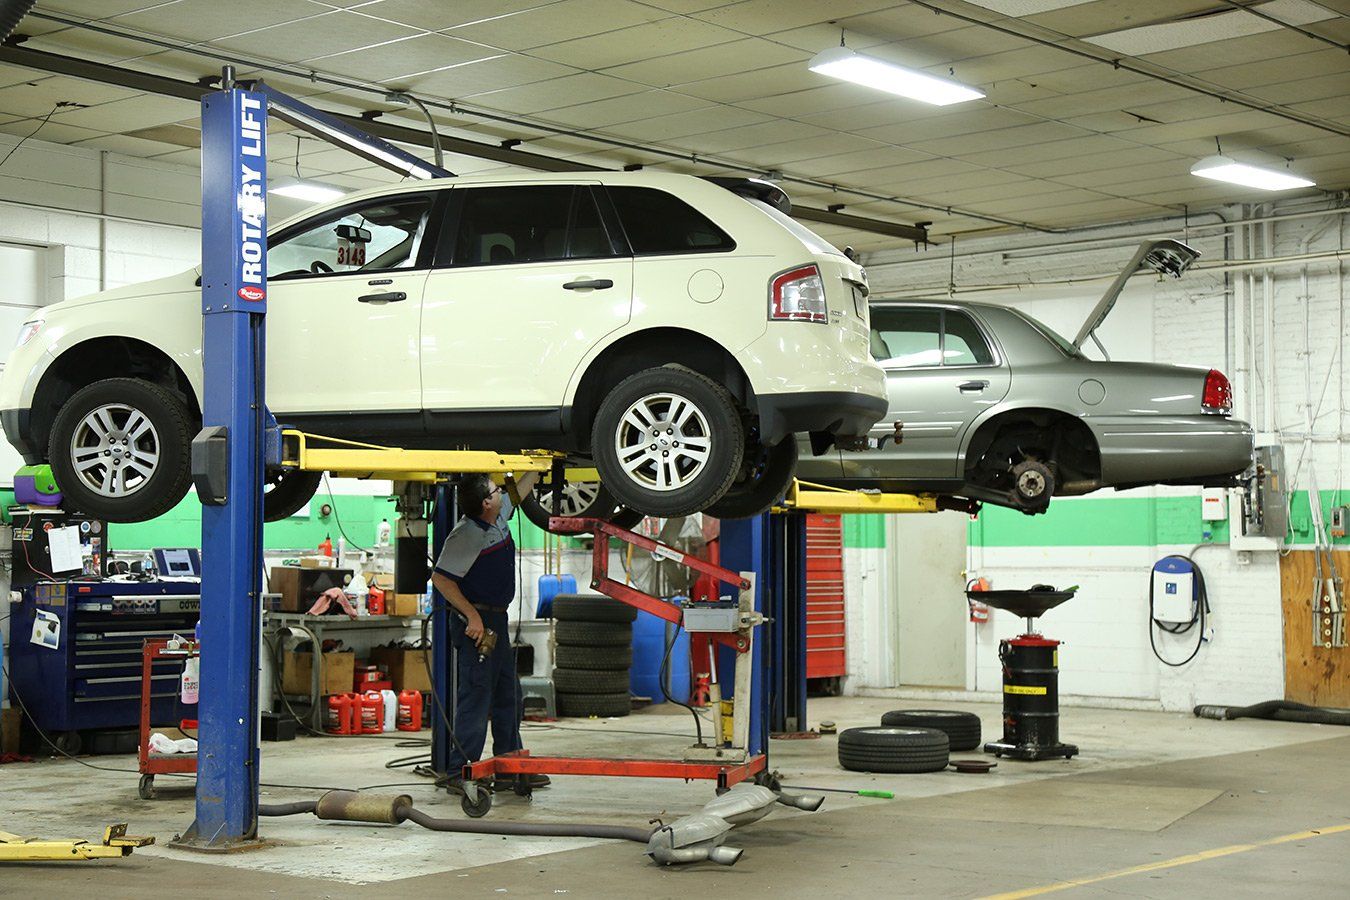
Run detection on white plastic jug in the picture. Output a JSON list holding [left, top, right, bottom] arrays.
[[380, 689, 397, 733], [180, 656, 200, 705]]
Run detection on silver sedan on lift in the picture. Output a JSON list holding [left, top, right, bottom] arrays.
[[796, 240, 1255, 513]]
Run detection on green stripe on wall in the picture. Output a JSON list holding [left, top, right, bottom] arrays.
[[844, 515, 886, 549]]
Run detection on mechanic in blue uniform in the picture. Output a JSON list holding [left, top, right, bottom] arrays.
[[431, 470, 548, 793]]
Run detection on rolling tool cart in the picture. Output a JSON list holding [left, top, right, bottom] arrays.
[[457, 516, 769, 818], [137, 638, 199, 800]]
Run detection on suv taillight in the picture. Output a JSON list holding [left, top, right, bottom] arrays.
[[769, 264, 827, 324], [1202, 369, 1232, 414]]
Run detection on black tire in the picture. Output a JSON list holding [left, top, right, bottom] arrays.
[[263, 468, 323, 522], [557, 691, 630, 718], [837, 726, 950, 774], [704, 438, 798, 519], [555, 644, 633, 670], [520, 478, 617, 533], [49, 378, 194, 523], [551, 594, 638, 624], [555, 621, 632, 647], [552, 668, 630, 694], [591, 365, 744, 518], [880, 710, 982, 752], [608, 506, 645, 530]]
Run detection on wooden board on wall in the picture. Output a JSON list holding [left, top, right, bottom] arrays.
[[1278, 551, 1350, 707]]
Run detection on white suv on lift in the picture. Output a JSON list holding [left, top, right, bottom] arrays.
[[1, 173, 886, 523]]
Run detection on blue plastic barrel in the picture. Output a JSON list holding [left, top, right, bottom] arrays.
[[536, 573, 577, 618], [631, 602, 690, 703]]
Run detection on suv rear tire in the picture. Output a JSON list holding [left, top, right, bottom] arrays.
[[705, 438, 798, 519], [520, 477, 617, 533], [49, 378, 193, 523], [591, 366, 743, 518]]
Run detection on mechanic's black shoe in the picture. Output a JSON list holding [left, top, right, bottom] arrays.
[[493, 774, 551, 789], [436, 774, 465, 796]]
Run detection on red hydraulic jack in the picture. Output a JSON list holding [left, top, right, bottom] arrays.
[[458, 516, 767, 818]]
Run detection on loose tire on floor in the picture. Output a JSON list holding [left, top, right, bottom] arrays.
[[49, 377, 194, 523], [591, 365, 744, 518], [554, 643, 632, 671], [550, 594, 638, 624], [551, 667, 630, 694], [837, 726, 950, 774], [554, 621, 633, 647], [557, 691, 631, 718], [880, 710, 982, 752], [704, 437, 799, 520]]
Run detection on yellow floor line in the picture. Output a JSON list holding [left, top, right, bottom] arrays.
[[979, 824, 1350, 899]]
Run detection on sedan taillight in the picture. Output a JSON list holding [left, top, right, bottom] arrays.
[[1202, 369, 1232, 414], [769, 264, 827, 324]]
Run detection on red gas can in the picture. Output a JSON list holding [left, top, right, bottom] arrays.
[[396, 690, 423, 732], [360, 690, 384, 734], [325, 693, 355, 734]]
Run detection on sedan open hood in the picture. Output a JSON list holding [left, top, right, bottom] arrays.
[[1071, 239, 1199, 357]]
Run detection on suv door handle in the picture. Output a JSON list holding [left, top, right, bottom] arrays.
[[958, 380, 989, 392], [562, 278, 613, 291], [357, 291, 406, 303]]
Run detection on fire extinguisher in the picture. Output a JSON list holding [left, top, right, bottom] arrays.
[[397, 690, 423, 731], [967, 576, 991, 624], [360, 690, 384, 734]]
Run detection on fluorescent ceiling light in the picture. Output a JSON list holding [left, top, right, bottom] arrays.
[[268, 179, 346, 203], [1190, 155, 1315, 192], [808, 46, 984, 106]]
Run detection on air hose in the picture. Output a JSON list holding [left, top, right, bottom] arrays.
[[259, 790, 656, 844], [1194, 700, 1350, 726]]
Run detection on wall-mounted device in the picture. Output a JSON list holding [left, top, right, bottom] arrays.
[[1230, 445, 1286, 551]]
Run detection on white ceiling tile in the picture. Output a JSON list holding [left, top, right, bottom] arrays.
[[535, 89, 710, 129], [111, 0, 326, 42], [529, 17, 742, 70], [604, 105, 772, 143], [210, 10, 418, 61], [601, 38, 806, 88], [461, 71, 642, 114], [305, 33, 501, 81], [444, 0, 670, 51], [406, 54, 579, 97], [692, 0, 897, 34], [359, 0, 560, 32]]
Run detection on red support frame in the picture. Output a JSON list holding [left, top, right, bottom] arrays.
[[459, 517, 766, 798]]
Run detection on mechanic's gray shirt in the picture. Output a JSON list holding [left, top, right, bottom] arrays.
[[433, 494, 514, 579]]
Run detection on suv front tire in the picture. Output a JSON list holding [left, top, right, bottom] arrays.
[[49, 377, 193, 523], [591, 366, 743, 518]]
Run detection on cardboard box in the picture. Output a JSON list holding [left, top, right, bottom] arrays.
[[390, 593, 423, 617], [281, 648, 355, 696], [299, 556, 336, 569], [371, 646, 432, 693], [1, 708, 21, 754], [268, 565, 353, 613]]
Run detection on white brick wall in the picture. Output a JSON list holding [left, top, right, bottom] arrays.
[[860, 199, 1348, 711]]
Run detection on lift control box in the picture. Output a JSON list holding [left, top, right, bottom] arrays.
[[681, 599, 740, 633], [1151, 557, 1195, 624]]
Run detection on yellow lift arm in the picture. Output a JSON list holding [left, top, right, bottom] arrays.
[[0, 824, 153, 862], [278, 431, 943, 514]]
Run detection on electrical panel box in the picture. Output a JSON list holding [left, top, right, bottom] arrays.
[[1231, 445, 1287, 550], [681, 601, 739, 633], [1201, 488, 1228, 521], [1151, 558, 1195, 624]]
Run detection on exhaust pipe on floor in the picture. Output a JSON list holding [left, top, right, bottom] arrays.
[[1194, 700, 1350, 726]]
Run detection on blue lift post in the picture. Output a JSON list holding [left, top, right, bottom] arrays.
[[179, 70, 268, 849]]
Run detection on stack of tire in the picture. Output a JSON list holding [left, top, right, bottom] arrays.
[[551, 594, 635, 718], [880, 709, 982, 751], [836, 709, 981, 774]]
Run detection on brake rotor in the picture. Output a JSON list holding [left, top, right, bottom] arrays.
[[950, 759, 997, 774]]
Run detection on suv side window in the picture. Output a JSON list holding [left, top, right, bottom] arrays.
[[870, 307, 942, 368], [943, 310, 994, 366], [268, 194, 434, 280], [606, 186, 735, 255], [450, 185, 620, 266]]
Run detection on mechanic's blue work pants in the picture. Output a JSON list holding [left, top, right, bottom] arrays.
[[447, 609, 521, 773]]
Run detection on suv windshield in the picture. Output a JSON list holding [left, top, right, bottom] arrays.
[[1010, 309, 1084, 359]]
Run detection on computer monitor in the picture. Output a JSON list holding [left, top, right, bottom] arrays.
[[153, 548, 201, 578]]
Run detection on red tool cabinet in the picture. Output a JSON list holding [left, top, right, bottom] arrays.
[[804, 514, 847, 679]]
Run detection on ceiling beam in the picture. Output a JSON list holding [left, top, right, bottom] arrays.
[[0, 41, 931, 242]]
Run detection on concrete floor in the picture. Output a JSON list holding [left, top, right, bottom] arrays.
[[2, 698, 1347, 898]]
